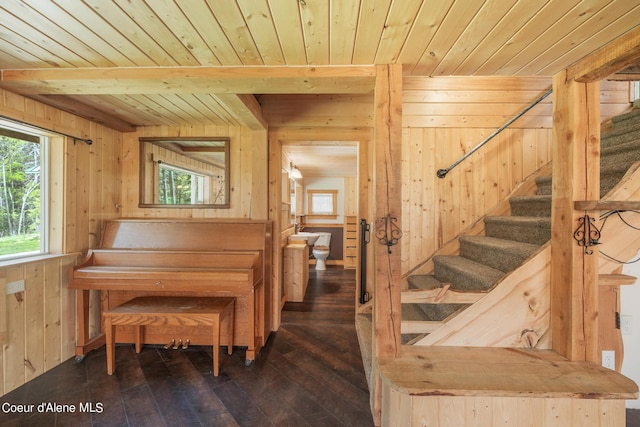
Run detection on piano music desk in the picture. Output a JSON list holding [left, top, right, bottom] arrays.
[[104, 296, 235, 376]]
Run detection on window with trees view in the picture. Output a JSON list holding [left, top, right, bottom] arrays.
[[0, 126, 46, 259]]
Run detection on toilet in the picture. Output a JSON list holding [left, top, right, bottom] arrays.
[[312, 232, 331, 270]]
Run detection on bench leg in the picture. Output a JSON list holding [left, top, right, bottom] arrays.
[[227, 301, 234, 355], [105, 317, 115, 375], [134, 325, 142, 354], [213, 315, 220, 376]]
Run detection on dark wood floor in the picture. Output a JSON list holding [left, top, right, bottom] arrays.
[[0, 267, 374, 427]]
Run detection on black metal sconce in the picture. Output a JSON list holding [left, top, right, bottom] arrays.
[[573, 214, 601, 254], [376, 213, 402, 253]]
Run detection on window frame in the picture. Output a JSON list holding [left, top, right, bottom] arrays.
[[0, 120, 50, 261], [307, 189, 338, 219]]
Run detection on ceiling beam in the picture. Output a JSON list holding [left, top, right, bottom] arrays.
[[215, 94, 267, 130], [566, 26, 640, 83], [0, 66, 377, 96]]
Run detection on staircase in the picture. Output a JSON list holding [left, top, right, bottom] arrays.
[[401, 104, 640, 347]]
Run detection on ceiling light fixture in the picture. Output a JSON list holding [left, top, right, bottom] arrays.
[[290, 163, 303, 179]]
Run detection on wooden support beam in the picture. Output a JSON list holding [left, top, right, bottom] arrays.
[[0, 66, 377, 95], [550, 71, 601, 362], [373, 64, 402, 359], [567, 26, 640, 83], [215, 94, 267, 130]]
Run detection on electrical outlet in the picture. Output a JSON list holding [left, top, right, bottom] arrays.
[[621, 315, 633, 336], [6, 279, 24, 295], [602, 350, 615, 370]]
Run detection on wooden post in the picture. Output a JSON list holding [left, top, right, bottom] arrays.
[[373, 64, 403, 358], [550, 70, 600, 362]]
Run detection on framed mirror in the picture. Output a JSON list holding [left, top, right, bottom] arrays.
[[139, 137, 230, 208]]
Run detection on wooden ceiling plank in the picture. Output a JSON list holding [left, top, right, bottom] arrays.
[[145, 94, 209, 125], [567, 24, 640, 83], [351, 0, 391, 64], [112, 0, 201, 66], [499, 1, 612, 75], [524, 2, 640, 76], [411, 0, 485, 76], [397, 0, 452, 72], [329, 0, 360, 64], [118, 94, 182, 127], [452, 0, 548, 75], [207, 0, 264, 65], [176, 0, 242, 65], [52, 0, 158, 67], [191, 94, 243, 126], [474, 0, 580, 76], [165, 94, 224, 126], [267, 0, 307, 64], [63, 94, 152, 128], [433, 0, 519, 76], [0, 8, 87, 68], [104, 95, 175, 127], [237, 0, 286, 65], [23, 94, 136, 132], [80, 0, 179, 66], [298, 0, 330, 65], [375, 0, 423, 64], [144, 0, 222, 66], [19, 0, 133, 67]]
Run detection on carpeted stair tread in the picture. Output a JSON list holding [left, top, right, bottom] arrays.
[[509, 195, 551, 217], [600, 122, 640, 149], [610, 107, 640, 128], [433, 255, 504, 291], [484, 215, 551, 245], [459, 235, 539, 273]]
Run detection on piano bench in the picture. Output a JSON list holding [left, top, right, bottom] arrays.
[[103, 296, 235, 377]]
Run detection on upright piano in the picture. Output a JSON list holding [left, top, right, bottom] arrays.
[[69, 219, 272, 364]]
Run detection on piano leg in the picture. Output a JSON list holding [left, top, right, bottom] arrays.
[[74, 289, 106, 360]]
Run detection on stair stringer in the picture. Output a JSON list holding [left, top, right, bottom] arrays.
[[412, 243, 550, 348]]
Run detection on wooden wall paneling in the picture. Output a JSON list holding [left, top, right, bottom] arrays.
[[0, 271, 5, 347], [381, 394, 626, 426], [43, 258, 62, 371], [24, 263, 44, 383], [4, 265, 25, 393]]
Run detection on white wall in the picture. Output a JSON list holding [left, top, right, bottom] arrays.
[[621, 252, 640, 409]]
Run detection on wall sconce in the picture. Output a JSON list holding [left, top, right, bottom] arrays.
[[290, 163, 302, 180]]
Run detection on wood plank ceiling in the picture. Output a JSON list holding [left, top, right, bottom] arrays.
[[0, 0, 639, 132]]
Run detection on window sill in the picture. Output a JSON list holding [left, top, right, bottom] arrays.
[[0, 252, 80, 268]]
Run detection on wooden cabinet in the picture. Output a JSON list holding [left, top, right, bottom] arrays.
[[344, 216, 358, 269], [284, 243, 309, 302]]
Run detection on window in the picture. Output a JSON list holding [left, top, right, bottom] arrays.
[[158, 163, 206, 204], [307, 189, 338, 219], [0, 123, 48, 259]]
